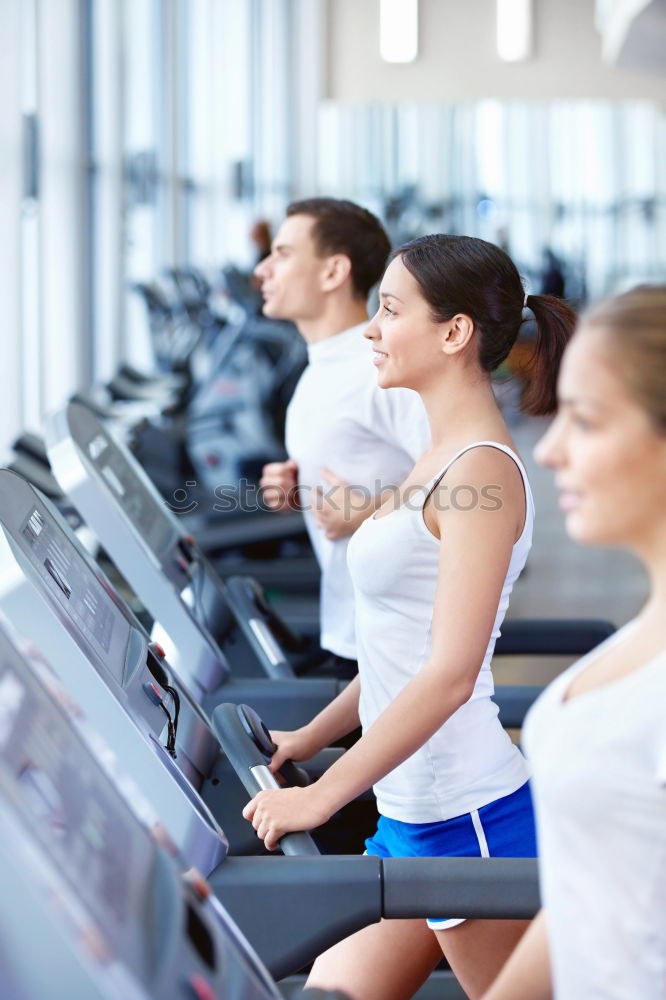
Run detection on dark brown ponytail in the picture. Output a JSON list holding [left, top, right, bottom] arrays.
[[521, 293, 578, 415], [394, 234, 577, 416]]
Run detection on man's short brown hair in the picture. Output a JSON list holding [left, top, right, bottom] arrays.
[[286, 197, 391, 300]]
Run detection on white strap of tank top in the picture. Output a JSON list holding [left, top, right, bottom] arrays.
[[427, 441, 528, 496]]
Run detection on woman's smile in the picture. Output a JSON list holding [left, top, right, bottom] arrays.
[[557, 489, 583, 512]]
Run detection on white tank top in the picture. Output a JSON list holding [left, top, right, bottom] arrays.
[[347, 441, 534, 822], [523, 634, 666, 999]]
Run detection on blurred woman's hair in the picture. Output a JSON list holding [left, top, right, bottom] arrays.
[[393, 234, 577, 415], [583, 284, 666, 431]]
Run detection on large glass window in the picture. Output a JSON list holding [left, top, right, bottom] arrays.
[[317, 99, 666, 301], [0, 0, 25, 449], [0, 0, 324, 457], [20, 0, 42, 431], [0, 0, 86, 454]]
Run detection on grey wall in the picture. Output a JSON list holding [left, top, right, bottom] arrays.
[[326, 0, 666, 102]]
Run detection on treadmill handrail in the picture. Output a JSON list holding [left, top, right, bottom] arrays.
[[496, 618, 615, 655], [213, 702, 319, 856], [494, 684, 543, 728], [190, 509, 308, 552], [211, 854, 540, 981]]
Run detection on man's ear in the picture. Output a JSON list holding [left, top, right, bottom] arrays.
[[440, 313, 475, 356], [320, 254, 352, 293]]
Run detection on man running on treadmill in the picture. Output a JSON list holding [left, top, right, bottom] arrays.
[[256, 198, 429, 677]]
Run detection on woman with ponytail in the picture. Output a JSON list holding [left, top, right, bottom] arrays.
[[484, 286, 666, 1000], [243, 235, 577, 999]]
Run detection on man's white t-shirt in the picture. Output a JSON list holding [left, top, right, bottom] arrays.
[[523, 631, 666, 999], [285, 322, 429, 659]]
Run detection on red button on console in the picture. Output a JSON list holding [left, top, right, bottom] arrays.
[[183, 868, 211, 903], [187, 974, 216, 1000], [142, 682, 163, 706]]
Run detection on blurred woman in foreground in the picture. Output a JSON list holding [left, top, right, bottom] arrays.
[[484, 286, 666, 999]]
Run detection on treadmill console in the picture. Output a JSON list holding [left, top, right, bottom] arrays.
[[0, 618, 279, 1000], [0, 473, 163, 725], [47, 403, 232, 692], [0, 624, 157, 986], [19, 504, 130, 683], [69, 403, 187, 579], [0, 469, 229, 876], [70, 403, 231, 639]]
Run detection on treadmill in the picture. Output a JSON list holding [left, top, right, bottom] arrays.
[[46, 403, 333, 688], [0, 467, 335, 855], [0, 613, 320, 1000], [0, 470, 540, 987]]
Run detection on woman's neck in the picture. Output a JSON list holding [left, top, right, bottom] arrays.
[[419, 369, 504, 450], [634, 528, 666, 616]]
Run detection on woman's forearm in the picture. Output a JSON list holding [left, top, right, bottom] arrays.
[[481, 910, 552, 1000], [313, 659, 472, 815], [302, 674, 362, 751]]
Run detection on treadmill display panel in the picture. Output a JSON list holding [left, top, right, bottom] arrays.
[[19, 504, 131, 683], [81, 420, 175, 558], [0, 628, 157, 984]]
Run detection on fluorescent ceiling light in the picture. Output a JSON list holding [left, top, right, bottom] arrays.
[[380, 0, 418, 63], [497, 0, 533, 62]]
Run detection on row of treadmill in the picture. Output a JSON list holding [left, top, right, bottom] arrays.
[[0, 397, 615, 1000]]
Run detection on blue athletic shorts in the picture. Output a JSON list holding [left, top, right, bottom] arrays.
[[364, 781, 537, 930]]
